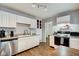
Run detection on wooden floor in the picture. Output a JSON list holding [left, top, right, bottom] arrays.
[[16, 42, 79, 56]]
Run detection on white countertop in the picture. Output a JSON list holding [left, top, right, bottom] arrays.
[[0, 34, 39, 41]]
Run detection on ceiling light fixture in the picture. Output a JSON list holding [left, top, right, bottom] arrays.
[[32, 3, 48, 11], [32, 4, 36, 8]]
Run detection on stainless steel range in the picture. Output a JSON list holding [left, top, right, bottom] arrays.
[[54, 32, 70, 47]]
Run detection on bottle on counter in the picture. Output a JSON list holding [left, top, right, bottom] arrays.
[[10, 31, 14, 37], [0, 29, 5, 38]]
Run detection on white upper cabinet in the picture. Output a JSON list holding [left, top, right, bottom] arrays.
[[16, 15, 31, 24], [57, 15, 70, 24], [30, 19, 37, 28], [0, 11, 8, 27], [18, 36, 40, 53], [0, 11, 16, 27], [0, 10, 36, 28], [16, 15, 37, 28], [8, 13, 16, 27]]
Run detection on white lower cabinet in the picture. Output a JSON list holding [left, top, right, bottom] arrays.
[[36, 29, 42, 42], [70, 37, 79, 50], [31, 36, 40, 47], [18, 36, 40, 53], [18, 37, 29, 52], [18, 37, 25, 52]]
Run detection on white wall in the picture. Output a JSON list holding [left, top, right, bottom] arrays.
[[57, 15, 70, 24], [15, 23, 30, 34], [70, 24, 79, 32]]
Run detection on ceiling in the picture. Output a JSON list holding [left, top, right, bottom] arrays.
[[1, 3, 79, 19]]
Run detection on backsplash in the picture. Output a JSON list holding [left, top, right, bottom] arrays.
[[0, 23, 36, 36], [15, 23, 30, 34]]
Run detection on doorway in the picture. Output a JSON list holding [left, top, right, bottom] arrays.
[[45, 22, 52, 45]]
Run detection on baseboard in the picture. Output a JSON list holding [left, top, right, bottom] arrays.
[[12, 45, 39, 56]]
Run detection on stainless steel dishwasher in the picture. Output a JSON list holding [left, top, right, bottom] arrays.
[[0, 41, 12, 56], [0, 38, 18, 56]]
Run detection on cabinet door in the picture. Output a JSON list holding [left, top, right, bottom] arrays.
[[18, 37, 31, 52], [18, 38, 23, 52], [0, 11, 8, 27], [54, 36, 61, 45], [63, 37, 69, 47], [2, 11, 6, 27], [40, 20, 42, 29], [24, 17, 31, 24], [31, 36, 40, 47], [30, 20, 37, 28], [26, 37, 33, 48], [16, 15, 23, 23], [24, 37, 33, 50], [0, 11, 16, 27], [9, 13, 16, 27], [37, 20, 39, 28], [18, 38, 26, 52], [36, 29, 42, 42], [0, 11, 3, 27]]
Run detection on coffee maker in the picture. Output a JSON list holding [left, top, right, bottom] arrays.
[[10, 31, 14, 37], [0, 29, 5, 38]]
